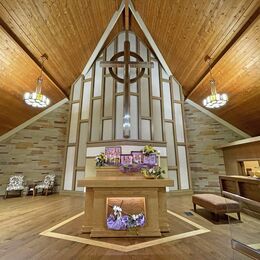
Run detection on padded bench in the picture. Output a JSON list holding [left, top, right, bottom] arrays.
[[192, 194, 241, 221]]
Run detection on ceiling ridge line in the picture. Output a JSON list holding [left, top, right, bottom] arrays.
[[186, 6, 260, 100]]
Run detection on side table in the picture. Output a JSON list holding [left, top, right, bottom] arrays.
[[27, 183, 37, 196]]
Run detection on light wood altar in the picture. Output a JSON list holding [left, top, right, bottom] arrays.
[[78, 176, 173, 237]]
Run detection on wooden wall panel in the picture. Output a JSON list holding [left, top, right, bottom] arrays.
[[222, 141, 260, 175]]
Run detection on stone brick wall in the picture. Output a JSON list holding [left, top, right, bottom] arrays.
[[0, 100, 247, 195], [0, 103, 69, 195], [184, 102, 243, 193]]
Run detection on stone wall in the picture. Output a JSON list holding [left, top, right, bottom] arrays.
[[0, 99, 247, 195], [0, 103, 69, 195], [184, 102, 243, 193]]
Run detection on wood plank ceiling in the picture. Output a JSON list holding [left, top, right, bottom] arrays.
[[0, 0, 259, 136]]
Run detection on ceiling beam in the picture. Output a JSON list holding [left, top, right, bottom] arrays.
[[186, 7, 260, 100], [0, 18, 68, 98]]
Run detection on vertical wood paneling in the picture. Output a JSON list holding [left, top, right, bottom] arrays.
[[103, 120, 113, 140], [91, 99, 101, 141], [130, 32, 138, 92], [85, 68, 92, 79], [174, 103, 185, 143], [106, 42, 115, 61], [93, 60, 102, 97], [141, 119, 151, 140], [163, 82, 172, 120], [161, 68, 169, 80], [152, 99, 163, 141], [64, 146, 75, 191], [140, 77, 150, 117], [77, 122, 88, 167], [151, 60, 160, 97], [68, 103, 79, 143], [75, 171, 85, 192], [178, 146, 189, 190], [104, 77, 113, 117], [81, 81, 91, 120], [165, 122, 176, 166], [172, 80, 181, 101], [72, 79, 81, 101], [139, 41, 148, 74], [117, 32, 125, 51], [168, 170, 178, 191], [130, 95, 138, 139], [115, 95, 123, 139]]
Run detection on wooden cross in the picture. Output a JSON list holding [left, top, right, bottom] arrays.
[[100, 1, 153, 138], [100, 39, 153, 138]]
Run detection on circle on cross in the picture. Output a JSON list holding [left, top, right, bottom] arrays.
[[108, 51, 146, 84]]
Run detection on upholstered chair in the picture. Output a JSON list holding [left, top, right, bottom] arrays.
[[4, 175, 25, 199], [34, 174, 56, 196]]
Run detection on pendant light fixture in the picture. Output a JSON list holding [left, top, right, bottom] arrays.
[[24, 54, 50, 108], [202, 56, 228, 109]]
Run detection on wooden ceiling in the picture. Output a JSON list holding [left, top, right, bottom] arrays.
[[0, 0, 259, 136]]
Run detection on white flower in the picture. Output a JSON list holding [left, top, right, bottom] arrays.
[[113, 205, 122, 212], [132, 214, 138, 220]]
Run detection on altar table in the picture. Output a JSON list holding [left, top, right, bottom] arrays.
[[78, 176, 174, 237]]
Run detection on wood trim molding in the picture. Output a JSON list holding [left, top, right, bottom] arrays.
[[87, 139, 167, 147], [81, 1, 125, 76], [216, 136, 260, 149], [0, 98, 68, 143], [40, 209, 209, 252], [185, 99, 250, 138]]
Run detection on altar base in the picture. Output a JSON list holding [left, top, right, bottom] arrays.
[[78, 176, 173, 237]]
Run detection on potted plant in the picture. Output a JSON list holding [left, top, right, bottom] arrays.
[[142, 144, 157, 156], [95, 152, 107, 167], [141, 166, 165, 179]]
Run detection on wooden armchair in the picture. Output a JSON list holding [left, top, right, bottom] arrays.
[[34, 174, 56, 196], [4, 175, 25, 199]]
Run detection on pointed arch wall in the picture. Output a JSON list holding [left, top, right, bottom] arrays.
[[63, 31, 191, 192]]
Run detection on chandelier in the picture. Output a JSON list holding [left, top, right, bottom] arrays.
[[24, 54, 50, 108], [202, 56, 228, 109]]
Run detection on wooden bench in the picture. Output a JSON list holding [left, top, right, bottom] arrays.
[[192, 194, 241, 221]]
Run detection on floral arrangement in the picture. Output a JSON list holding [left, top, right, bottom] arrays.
[[107, 205, 145, 231], [95, 152, 107, 167], [141, 166, 165, 179], [142, 144, 157, 156]]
